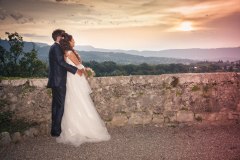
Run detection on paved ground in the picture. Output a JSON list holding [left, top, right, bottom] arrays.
[[1, 123, 240, 160]]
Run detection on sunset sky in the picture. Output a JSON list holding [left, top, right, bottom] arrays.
[[0, 0, 239, 50]]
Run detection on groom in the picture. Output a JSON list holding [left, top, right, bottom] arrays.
[[47, 29, 83, 137]]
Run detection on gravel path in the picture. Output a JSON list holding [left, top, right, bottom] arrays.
[[1, 123, 240, 160]]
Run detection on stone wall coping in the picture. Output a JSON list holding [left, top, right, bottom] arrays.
[[0, 72, 239, 88]]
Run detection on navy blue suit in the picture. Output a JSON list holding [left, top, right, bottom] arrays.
[[47, 43, 78, 136]]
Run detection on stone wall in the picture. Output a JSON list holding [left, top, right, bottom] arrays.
[[1, 72, 240, 127]]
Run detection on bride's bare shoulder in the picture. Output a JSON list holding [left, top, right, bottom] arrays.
[[64, 50, 73, 56]]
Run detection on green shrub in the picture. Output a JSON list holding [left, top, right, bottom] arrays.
[[0, 111, 37, 134]]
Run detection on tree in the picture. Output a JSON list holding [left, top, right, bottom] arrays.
[[0, 32, 47, 77], [0, 32, 24, 76], [19, 47, 47, 77]]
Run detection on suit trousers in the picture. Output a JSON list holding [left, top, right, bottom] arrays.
[[51, 86, 66, 135]]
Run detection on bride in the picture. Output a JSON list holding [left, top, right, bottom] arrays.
[[56, 33, 111, 147]]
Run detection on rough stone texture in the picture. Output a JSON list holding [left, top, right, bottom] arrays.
[[0, 73, 240, 128], [23, 130, 34, 138], [176, 111, 194, 122], [38, 123, 51, 135], [110, 113, 128, 126], [237, 103, 240, 112], [29, 128, 39, 137], [228, 112, 239, 120], [206, 113, 218, 121], [0, 132, 11, 145], [11, 132, 22, 143], [128, 112, 152, 125], [152, 114, 165, 123]]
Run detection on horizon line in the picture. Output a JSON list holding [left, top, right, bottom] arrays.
[[0, 39, 239, 52]]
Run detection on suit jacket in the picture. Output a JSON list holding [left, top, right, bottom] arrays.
[[47, 43, 78, 88]]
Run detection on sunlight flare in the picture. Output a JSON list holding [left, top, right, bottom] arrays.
[[179, 22, 193, 31]]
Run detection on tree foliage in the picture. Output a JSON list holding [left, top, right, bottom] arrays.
[[0, 32, 47, 77], [83, 60, 239, 77], [0, 32, 238, 78]]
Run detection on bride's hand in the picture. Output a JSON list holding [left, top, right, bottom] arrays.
[[77, 69, 85, 76], [83, 69, 88, 77]]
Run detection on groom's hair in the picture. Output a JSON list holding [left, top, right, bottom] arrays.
[[52, 29, 65, 41]]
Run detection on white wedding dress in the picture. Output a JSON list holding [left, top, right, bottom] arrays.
[[56, 57, 111, 147]]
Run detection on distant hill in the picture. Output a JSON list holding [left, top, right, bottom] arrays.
[[36, 46, 197, 65], [0, 40, 196, 65], [1, 40, 239, 64], [75, 45, 240, 62]]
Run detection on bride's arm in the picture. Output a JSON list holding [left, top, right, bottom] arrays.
[[65, 51, 81, 66], [65, 51, 87, 76]]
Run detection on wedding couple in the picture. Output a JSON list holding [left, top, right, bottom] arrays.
[[47, 29, 110, 147]]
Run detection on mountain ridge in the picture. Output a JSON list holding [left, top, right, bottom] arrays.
[[1, 40, 239, 64]]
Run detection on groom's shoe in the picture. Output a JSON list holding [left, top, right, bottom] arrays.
[[51, 132, 60, 137]]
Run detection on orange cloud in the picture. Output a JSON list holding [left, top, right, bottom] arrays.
[[0, 0, 239, 50]]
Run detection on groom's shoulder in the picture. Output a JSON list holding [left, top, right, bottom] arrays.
[[50, 43, 60, 51], [51, 43, 59, 48]]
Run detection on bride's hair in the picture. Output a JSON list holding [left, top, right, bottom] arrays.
[[59, 33, 81, 61], [59, 33, 73, 52]]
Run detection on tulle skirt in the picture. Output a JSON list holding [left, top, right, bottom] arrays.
[[56, 62, 110, 147]]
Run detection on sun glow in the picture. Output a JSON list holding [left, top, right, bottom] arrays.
[[179, 22, 193, 31]]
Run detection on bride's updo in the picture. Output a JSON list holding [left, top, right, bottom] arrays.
[[59, 33, 81, 62], [59, 33, 73, 52]]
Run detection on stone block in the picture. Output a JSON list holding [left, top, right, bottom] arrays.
[[111, 113, 128, 126], [39, 123, 50, 135], [29, 128, 39, 136], [11, 132, 22, 143], [206, 113, 217, 121], [176, 111, 194, 122], [10, 96, 17, 103], [237, 103, 240, 112], [29, 79, 47, 88], [24, 130, 34, 137], [216, 112, 228, 121], [152, 114, 164, 123], [128, 112, 152, 125], [228, 112, 239, 120], [0, 132, 11, 145]]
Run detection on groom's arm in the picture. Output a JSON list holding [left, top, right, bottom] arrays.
[[53, 45, 78, 74]]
